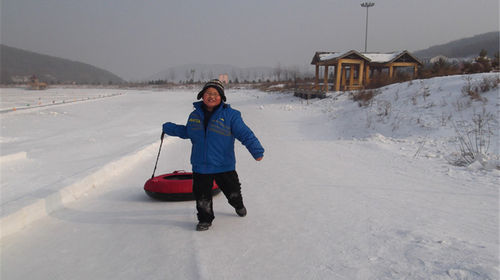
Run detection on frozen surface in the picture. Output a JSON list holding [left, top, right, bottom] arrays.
[[1, 74, 498, 279]]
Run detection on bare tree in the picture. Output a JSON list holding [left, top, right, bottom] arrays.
[[274, 63, 282, 81], [289, 65, 300, 86], [169, 69, 176, 83], [190, 69, 195, 82], [239, 70, 245, 82], [284, 68, 290, 81], [231, 69, 238, 83]]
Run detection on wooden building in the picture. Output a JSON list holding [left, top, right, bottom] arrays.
[[310, 50, 422, 92]]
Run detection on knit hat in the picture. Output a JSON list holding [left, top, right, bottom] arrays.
[[197, 79, 226, 102]]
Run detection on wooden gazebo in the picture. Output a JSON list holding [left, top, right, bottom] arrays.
[[310, 50, 422, 92]]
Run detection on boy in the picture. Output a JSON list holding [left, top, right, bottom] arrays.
[[162, 79, 264, 231]]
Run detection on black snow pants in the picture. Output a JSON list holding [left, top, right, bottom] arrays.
[[193, 170, 244, 223]]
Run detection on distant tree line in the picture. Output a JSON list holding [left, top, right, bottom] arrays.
[[418, 49, 499, 79], [150, 64, 314, 85]]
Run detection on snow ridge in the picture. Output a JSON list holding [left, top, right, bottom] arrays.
[[0, 139, 167, 240], [0, 151, 28, 164]]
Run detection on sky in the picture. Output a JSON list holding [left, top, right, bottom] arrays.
[[1, 0, 499, 80]]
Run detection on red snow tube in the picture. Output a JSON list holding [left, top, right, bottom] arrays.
[[144, 170, 221, 201]]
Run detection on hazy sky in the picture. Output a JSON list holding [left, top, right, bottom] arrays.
[[2, 0, 499, 80]]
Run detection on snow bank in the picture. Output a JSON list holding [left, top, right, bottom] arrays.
[[0, 151, 28, 164], [0, 139, 167, 240], [0, 88, 124, 113], [302, 73, 500, 169]]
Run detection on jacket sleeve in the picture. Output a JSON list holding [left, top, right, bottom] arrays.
[[162, 122, 189, 139], [231, 111, 264, 159]]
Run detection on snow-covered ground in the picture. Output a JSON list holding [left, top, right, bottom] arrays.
[[1, 73, 498, 279]]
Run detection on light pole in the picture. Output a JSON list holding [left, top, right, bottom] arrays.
[[361, 2, 375, 52]]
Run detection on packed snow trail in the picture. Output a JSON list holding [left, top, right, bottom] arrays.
[[0, 88, 195, 225], [1, 88, 498, 279]]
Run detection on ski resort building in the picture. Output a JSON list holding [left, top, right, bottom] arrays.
[[310, 50, 423, 92]]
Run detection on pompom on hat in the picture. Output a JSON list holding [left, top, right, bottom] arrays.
[[197, 79, 226, 102]]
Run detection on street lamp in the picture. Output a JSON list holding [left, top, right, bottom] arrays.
[[361, 2, 375, 52]]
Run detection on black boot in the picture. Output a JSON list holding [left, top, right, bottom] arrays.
[[235, 207, 247, 217], [196, 222, 212, 231], [228, 193, 246, 217]]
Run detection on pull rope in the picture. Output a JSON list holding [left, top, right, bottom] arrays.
[[151, 133, 165, 178]]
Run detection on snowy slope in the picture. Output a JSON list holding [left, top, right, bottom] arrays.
[[1, 74, 498, 279], [308, 73, 499, 158]]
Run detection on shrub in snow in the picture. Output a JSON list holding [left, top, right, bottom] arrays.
[[375, 100, 392, 118], [447, 111, 498, 168], [479, 75, 499, 92], [461, 75, 499, 102], [350, 89, 379, 107]]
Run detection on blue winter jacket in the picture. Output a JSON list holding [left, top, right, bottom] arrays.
[[162, 101, 264, 174]]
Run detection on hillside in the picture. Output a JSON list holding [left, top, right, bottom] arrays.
[[0, 45, 124, 84], [413, 31, 499, 59]]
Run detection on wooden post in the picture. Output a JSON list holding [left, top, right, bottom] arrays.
[[413, 65, 418, 78], [335, 61, 342, 92], [349, 65, 354, 90], [389, 65, 394, 78], [315, 64, 319, 90], [358, 61, 364, 87], [333, 65, 337, 90], [341, 63, 347, 91], [323, 66, 329, 92], [365, 64, 370, 86]]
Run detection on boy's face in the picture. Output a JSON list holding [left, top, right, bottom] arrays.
[[202, 87, 222, 110]]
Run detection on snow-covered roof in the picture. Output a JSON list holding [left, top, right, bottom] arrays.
[[319, 52, 343, 61], [318, 50, 369, 62], [362, 51, 405, 63], [313, 50, 421, 65]]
